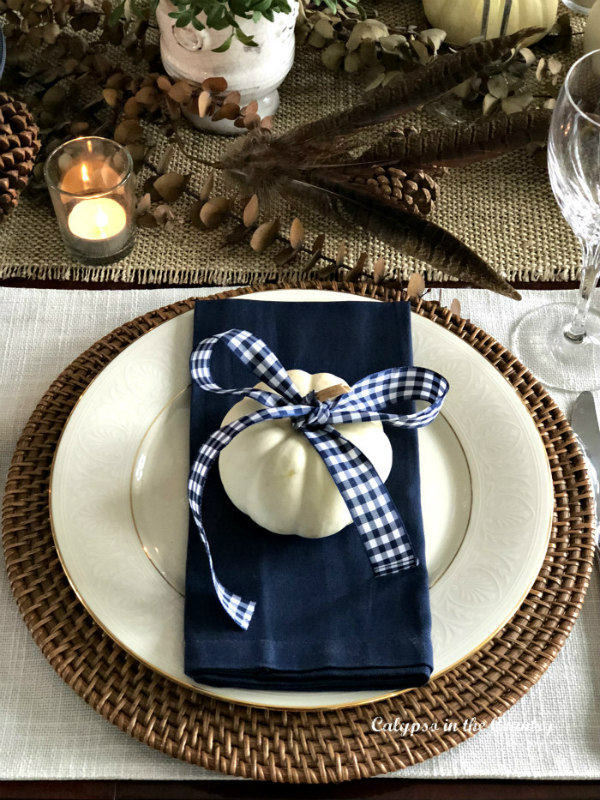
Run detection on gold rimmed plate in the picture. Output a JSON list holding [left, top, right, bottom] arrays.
[[49, 290, 553, 710]]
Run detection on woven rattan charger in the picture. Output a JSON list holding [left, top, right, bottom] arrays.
[[2, 280, 596, 782]]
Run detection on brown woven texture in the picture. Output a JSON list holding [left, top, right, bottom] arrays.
[[2, 280, 596, 782], [0, 2, 586, 285]]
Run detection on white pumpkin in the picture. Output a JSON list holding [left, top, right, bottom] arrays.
[[218, 369, 393, 539], [422, 0, 558, 47]]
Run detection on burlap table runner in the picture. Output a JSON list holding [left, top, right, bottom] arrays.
[[0, 1, 585, 285]]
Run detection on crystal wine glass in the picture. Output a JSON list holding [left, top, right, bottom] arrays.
[[511, 49, 600, 391], [562, 0, 594, 15]]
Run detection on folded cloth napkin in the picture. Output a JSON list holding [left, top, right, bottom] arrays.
[[184, 298, 433, 691]]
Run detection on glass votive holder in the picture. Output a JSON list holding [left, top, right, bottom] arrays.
[[562, 0, 594, 14], [44, 136, 136, 265]]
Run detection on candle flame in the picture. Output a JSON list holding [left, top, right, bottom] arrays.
[[81, 163, 90, 185]]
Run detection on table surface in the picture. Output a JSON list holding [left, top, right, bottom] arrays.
[[1, 285, 600, 798]]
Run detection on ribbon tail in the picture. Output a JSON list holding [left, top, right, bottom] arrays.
[[188, 405, 302, 629], [304, 427, 418, 575], [334, 366, 449, 428]]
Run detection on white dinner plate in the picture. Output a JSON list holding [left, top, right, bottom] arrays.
[[50, 290, 553, 710]]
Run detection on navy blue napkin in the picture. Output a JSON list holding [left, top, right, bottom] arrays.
[[184, 299, 432, 691]]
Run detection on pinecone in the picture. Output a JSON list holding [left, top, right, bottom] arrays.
[[0, 93, 41, 220], [351, 166, 444, 217]]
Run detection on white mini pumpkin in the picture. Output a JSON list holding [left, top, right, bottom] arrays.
[[218, 369, 393, 539], [422, 0, 557, 47]]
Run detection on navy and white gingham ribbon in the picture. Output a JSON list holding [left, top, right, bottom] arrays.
[[189, 328, 449, 630]]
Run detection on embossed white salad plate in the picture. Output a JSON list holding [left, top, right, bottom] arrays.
[[50, 290, 553, 710]]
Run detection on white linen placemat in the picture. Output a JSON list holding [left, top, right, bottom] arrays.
[[1, 286, 598, 781]]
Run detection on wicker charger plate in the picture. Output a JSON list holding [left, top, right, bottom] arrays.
[[2, 280, 596, 782]]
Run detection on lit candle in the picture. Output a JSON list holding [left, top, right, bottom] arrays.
[[45, 136, 136, 265], [68, 198, 127, 240]]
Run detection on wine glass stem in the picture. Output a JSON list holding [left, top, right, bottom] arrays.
[[564, 241, 600, 343]]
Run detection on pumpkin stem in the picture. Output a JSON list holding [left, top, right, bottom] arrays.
[[315, 383, 351, 402]]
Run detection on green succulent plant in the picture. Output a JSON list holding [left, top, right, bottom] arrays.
[[158, 0, 362, 50]]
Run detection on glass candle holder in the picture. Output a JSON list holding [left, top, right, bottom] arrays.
[[44, 137, 136, 265], [562, 0, 594, 14]]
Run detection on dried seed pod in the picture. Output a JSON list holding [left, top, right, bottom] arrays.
[[156, 75, 172, 92], [105, 73, 126, 90], [450, 298, 461, 317], [41, 85, 66, 112], [335, 241, 346, 267], [224, 91, 241, 106], [321, 41, 345, 70], [153, 203, 175, 227], [242, 99, 258, 116], [202, 76, 227, 93], [212, 102, 240, 122], [302, 233, 325, 274], [302, 250, 322, 273], [244, 113, 261, 130], [243, 194, 259, 227], [250, 218, 279, 252], [114, 119, 143, 145], [372, 257, 386, 283], [312, 233, 326, 253], [195, 90, 212, 118], [136, 86, 159, 106], [200, 196, 230, 228], [126, 143, 146, 168], [123, 97, 143, 117], [102, 88, 119, 107], [406, 273, 426, 300], [153, 172, 189, 203], [136, 192, 152, 216], [345, 251, 367, 282], [168, 80, 193, 105], [289, 217, 304, 249], [487, 74, 509, 99]]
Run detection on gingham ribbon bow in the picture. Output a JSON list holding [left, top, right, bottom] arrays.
[[189, 328, 449, 630]]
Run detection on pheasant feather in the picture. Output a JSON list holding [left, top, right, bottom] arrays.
[[285, 175, 520, 299], [276, 28, 542, 150], [348, 108, 552, 172], [221, 27, 549, 297]]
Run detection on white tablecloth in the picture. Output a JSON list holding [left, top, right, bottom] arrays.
[[1, 286, 599, 781]]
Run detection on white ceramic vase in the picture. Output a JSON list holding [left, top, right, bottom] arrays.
[[584, 0, 600, 51], [157, 0, 298, 134]]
